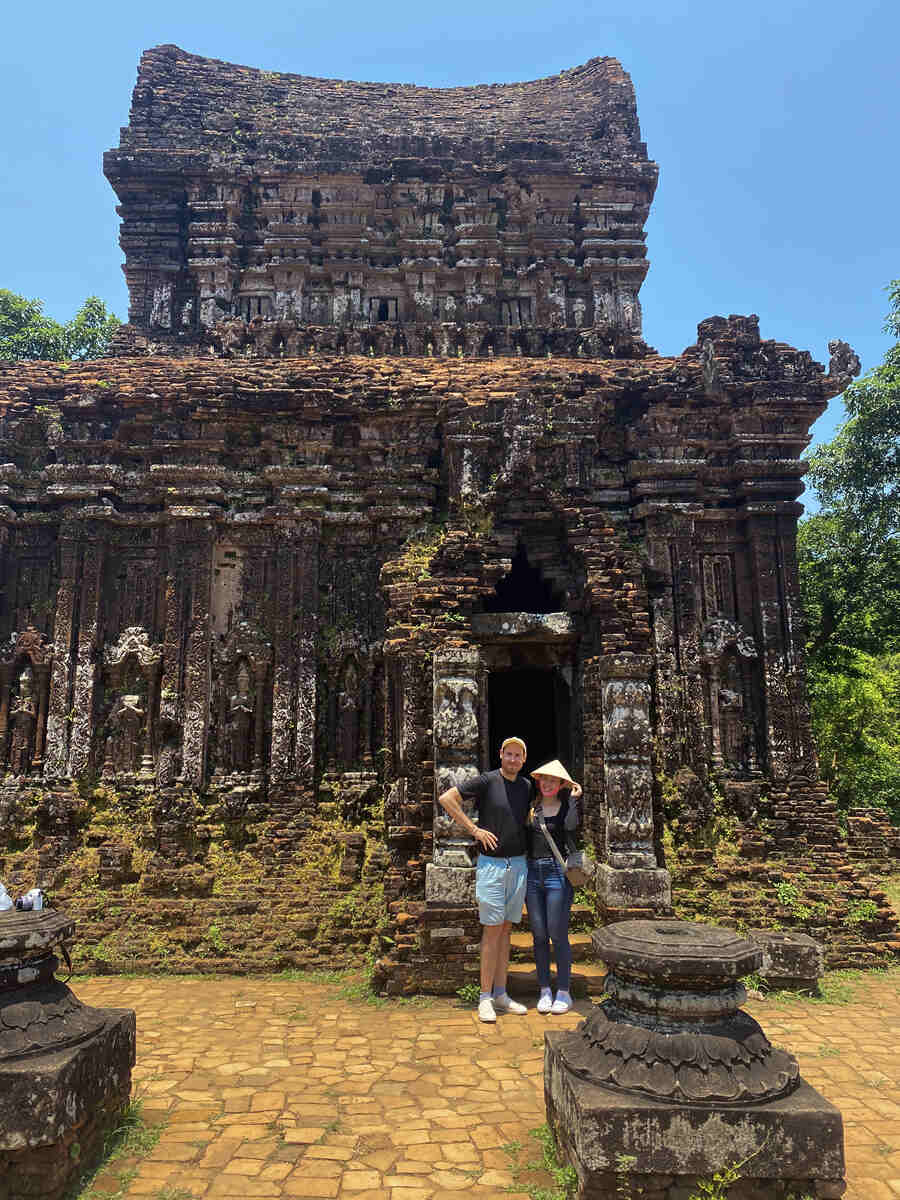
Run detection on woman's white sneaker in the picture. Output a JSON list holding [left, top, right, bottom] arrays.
[[493, 993, 527, 1014], [537, 990, 554, 1014]]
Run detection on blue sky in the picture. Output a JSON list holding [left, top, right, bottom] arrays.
[[2, 0, 897, 489]]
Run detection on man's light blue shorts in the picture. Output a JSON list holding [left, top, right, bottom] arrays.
[[475, 855, 528, 925]]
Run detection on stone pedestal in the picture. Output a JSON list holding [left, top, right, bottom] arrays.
[[545, 920, 845, 1199], [0, 909, 136, 1200]]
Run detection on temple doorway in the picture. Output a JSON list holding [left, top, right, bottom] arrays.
[[488, 667, 572, 775]]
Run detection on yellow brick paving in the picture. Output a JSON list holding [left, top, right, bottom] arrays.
[[75, 972, 900, 1199]]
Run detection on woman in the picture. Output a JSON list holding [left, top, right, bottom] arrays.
[[525, 759, 582, 1014]]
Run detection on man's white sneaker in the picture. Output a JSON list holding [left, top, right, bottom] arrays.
[[478, 997, 497, 1023], [493, 993, 527, 1015], [537, 991, 553, 1014]]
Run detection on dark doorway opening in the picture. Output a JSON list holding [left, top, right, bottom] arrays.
[[483, 544, 562, 614], [488, 667, 572, 776]]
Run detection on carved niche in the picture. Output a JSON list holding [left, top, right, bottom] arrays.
[[602, 678, 652, 760], [700, 618, 759, 773], [0, 628, 54, 778], [434, 676, 479, 751], [211, 620, 273, 779], [323, 644, 377, 774], [99, 627, 163, 779]]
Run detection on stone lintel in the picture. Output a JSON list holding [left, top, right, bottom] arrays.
[[545, 1037, 845, 1190], [596, 864, 671, 914], [471, 612, 577, 641], [425, 863, 475, 906]]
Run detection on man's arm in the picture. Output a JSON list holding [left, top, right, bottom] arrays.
[[438, 786, 498, 852]]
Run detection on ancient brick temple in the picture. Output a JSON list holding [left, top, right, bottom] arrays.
[[0, 46, 896, 989]]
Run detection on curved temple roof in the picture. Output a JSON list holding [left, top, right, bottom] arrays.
[[108, 44, 654, 176]]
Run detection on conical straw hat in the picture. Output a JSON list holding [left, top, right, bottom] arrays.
[[531, 759, 574, 785]]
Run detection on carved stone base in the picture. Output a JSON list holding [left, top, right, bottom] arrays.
[[595, 864, 671, 918], [0, 1008, 136, 1200], [545, 1035, 846, 1199], [425, 863, 475, 906]]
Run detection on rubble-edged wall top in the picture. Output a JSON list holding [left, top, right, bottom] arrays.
[[106, 44, 652, 176]]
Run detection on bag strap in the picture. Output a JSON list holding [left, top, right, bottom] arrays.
[[535, 810, 569, 873]]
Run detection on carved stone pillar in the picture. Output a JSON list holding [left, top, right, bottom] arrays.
[[31, 663, 51, 774], [168, 521, 214, 787], [707, 659, 724, 767], [595, 652, 671, 918], [142, 663, 162, 778], [360, 659, 374, 768], [252, 664, 266, 771], [748, 517, 815, 780], [270, 524, 318, 787], [44, 535, 80, 778], [67, 536, 105, 779], [425, 647, 482, 907], [0, 665, 11, 767]]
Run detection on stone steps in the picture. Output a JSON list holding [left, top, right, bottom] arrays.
[[509, 929, 594, 963], [506, 959, 608, 998], [517, 903, 595, 933]]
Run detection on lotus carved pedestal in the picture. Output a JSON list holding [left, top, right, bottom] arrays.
[[544, 919, 845, 1199], [0, 908, 136, 1200]]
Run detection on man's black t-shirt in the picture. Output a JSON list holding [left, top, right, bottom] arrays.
[[459, 769, 533, 858]]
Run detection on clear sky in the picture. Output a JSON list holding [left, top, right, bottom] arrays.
[[3, 0, 897, 488]]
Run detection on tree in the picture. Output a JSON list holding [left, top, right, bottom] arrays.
[[62, 296, 122, 360], [0, 290, 120, 362], [0, 289, 66, 360], [799, 281, 900, 820]]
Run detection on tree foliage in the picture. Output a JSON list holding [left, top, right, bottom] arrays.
[[0, 289, 120, 361], [799, 281, 900, 820]]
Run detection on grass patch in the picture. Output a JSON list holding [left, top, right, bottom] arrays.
[[65, 1098, 165, 1200], [273, 966, 352, 985], [502, 1123, 577, 1199], [338, 971, 388, 1007], [763, 963, 900, 1007], [882, 873, 900, 916]]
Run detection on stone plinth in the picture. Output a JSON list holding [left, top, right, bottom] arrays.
[[545, 919, 845, 1199], [747, 929, 825, 991], [0, 909, 136, 1200]]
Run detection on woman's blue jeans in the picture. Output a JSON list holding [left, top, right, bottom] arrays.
[[525, 858, 574, 991]]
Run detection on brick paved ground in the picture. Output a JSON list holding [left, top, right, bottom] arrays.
[[75, 969, 900, 1200]]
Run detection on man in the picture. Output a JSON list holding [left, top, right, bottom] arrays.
[[437, 736, 532, 1023]]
